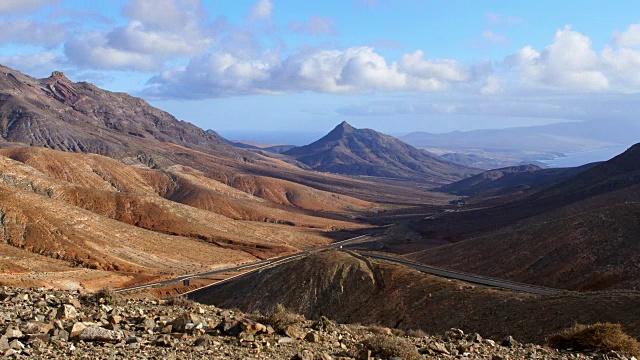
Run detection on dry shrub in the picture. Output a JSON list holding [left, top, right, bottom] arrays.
[[82, 287, 122, 306], [263, 304, 304, 333], [359, 335, 421, 360], [406, 329, 428, 338], [366, 325, 393, 335], [312, 315, 336, 333], [546, 323, 640, 356], [166, 296, 196, 308]]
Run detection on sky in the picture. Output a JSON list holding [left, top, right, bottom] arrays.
[[1, 0, 640, 143]]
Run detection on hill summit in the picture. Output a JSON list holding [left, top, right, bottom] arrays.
[[285, 122, 477, 182]]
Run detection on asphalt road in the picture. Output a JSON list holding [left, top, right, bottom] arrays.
[[115, 234, 370, 293], [116, 226, 561, 297], [359, 252, 561, 295]]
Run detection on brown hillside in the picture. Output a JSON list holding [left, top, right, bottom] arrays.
[[0, 147, 367, 229], [192, 251, 640, 344], [408, 183, 640, 291]]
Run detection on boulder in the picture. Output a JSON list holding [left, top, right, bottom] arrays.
[[239, 318, 267, 335], [170, 313, 201, 333], [56, 304, 78, 320], [305, 332, 321, 343], [154, 334, 173, 347], [0, 336, 9, 351], [21, 322, 53, 335], [292, 350, 314, 360], [4, 328, 23, 339], [219, 318, 241, 336], [502, 336, 518, 348], [78, 326, 123, 342], [284, 326, 305, 340], [69, 322, 87, 339]]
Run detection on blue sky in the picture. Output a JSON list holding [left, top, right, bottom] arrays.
[[1, 0, 640, 143]]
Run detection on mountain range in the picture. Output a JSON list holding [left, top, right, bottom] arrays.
[[2, 62, 640, 348]]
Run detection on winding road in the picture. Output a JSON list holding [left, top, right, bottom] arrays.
[[116, 228, 561, 297], [114, 234, 370, 293]]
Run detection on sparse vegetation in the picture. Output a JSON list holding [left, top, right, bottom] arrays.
[[546, 323, 640, 356], [166, 296, 196, 308], [82, 287, 122, 306], [406, 329, 429, 338], [359, 334, 422, 360], [312, 315, 336, 332], [262, 303, 304, 333], [366, 325, 393, 335]]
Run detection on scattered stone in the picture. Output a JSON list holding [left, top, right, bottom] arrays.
[[305, 332, 321, 343], [0, 336, 9, 351], [502, 335, 518, 348], [284, 325, 305, 339], [9, 339, 24, 350], [52, 329, 69, 341], [238, 332, 254, 342], [0, 286, 623, 359], [429, 341, 450, 354], [56, 304, 78, 320], [292, 349, 314, 360], [69, 322, 87, 339], [154, 334, 173, 347], [220, 318, 242, 336], [107, 314, 121, 324], [240, 318, 267, 335], [467, 333, 483, 343], [4, 328, 23, 339]]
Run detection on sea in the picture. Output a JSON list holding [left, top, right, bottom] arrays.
[[542, 146, 629, 168]]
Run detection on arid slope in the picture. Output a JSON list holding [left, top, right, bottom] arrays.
[[192, 251, 640, 343]]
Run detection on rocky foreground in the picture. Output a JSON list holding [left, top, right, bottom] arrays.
[[0, 287, 635, 359]]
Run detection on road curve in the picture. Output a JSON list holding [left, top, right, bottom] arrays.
[[358, 252, 561, 296], [115, 234, 370, 293]]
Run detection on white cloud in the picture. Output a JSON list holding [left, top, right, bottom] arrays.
[[65, 33, 160, 71], [143, 47, 478, 98], [399, 50, 469, 91], [0, 0, 56, 14], [0, 52, 64, 77], [485, 12, 524, 26], [0, 19, 67, 47], [507, 26, 609, 91], [480, 75, 501, 95], [61, 0, 214, 71], [106, 20, 211, 56], [248, 0, 273, 21], [289, 16, 336, 36], [122, 0, 203, 32], [482, 30, 509, 45], [612, 24, 640, 48]]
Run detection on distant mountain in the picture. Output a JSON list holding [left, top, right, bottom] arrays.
[[401, 120, 640, 154], [439, 152, 548, 170], [436, 163, 599, 197], [225, 139, 298, 154], [284, 121, 478, 182]]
